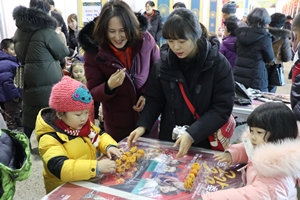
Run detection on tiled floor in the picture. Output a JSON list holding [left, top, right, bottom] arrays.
[[12, 61, 294, 200]]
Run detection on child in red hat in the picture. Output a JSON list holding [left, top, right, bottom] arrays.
[[35, 76, 123, 194]]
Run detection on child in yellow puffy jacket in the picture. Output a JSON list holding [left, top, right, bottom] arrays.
[[35, 76, 123, 193]]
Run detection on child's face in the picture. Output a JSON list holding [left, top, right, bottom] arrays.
[[250, 127, 271, 148], [60, 109, 89, 130], [3, 43, 16, 56], [72, 64, 85, 81]]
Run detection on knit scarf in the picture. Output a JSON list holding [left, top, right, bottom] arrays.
[[54, 119, 99, 147]]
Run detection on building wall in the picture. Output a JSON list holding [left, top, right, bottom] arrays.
[[1, 0, 77, 39], [0, 0, 286, 42]]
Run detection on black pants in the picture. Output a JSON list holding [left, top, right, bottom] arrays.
[[23, 126, 34, 140], [4, 101, 22, 129]]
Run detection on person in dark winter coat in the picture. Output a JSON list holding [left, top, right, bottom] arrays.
[[127, 8, 235, 158], [78, 0, 160, 142], [12, 0, 69, 140], [144, 1, 163, 46], [220, 21, 238, 70], [0, 39, 22, 130], [234, 8, 274, 92], [0, 129, 32, 200], [67, 13, 78, 53], [46, 0, 69, 44], [222, 1, 247, 27], [267, 13, 292, 93]]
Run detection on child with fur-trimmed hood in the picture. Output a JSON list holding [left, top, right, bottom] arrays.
[[202, 102, 300, 200]]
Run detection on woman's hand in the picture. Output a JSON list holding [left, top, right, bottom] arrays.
[[127, 126, 146, 147], [107, 68, 126, 90], [97, 159, 116, 173], [133, 96, 146, 112], [107, 147, 123, 159], [213, 152, 233, 168], [173, 132, 193, 158]]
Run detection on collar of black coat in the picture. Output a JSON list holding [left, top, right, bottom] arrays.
[[13, 6, 57, 32]]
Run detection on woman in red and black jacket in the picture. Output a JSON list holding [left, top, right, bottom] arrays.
[[78, 0, 160, 142]]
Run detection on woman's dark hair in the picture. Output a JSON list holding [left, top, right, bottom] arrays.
[[224, 20, 238, 36], [51, 11, 64, 27], [145, 1, 155, 7], [172, 2, 186, 9], [162, 8, 201, 42], [247, 102, 298, 143], [247, 8, 271, 28], [199, 22, 208, 38], [29, 0, 51, 13], [0, 38, 14, 50], [93, 0, 141, 48], [269, 13, 286, 28], [46, 0, 54, 6]]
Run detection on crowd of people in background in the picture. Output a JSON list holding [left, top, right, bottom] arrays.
[[1, 0, 300, 199]]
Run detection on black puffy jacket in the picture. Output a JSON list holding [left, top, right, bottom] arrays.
[[137, 37, 234, 148]]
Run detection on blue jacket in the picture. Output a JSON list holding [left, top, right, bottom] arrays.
[[0, 50, 21, 102]]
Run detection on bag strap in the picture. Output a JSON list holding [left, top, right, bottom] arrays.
[[178, 82, 220, 146], [178, 82, 200, 119], [21, 30, 37, 64]]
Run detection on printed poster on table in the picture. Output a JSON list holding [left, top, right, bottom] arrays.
[[91, 138, 244, 200], [44, 138, 244, 200]]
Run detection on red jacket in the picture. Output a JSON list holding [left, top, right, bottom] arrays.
[[292, 60, 300, 82]]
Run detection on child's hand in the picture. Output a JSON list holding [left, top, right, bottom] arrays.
[[213, 152, 233, 168], [107, 147, 123, 159], [97, 159, 116, 173]]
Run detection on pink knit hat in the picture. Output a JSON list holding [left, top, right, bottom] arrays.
[[49, 76, 92, 112]]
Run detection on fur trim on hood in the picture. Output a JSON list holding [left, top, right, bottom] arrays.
[[252, 138, 300, 178], [13, 5, 57, 32], [78, 12, 149, 54], [268, 27, 291, 43], [240, 125, 300, 178]]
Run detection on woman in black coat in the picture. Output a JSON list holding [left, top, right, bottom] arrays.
[[234, 8, 274, 92], [144, 1, 163, 46], [128, 8, 234, 158]]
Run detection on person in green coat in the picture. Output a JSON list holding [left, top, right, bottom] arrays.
[[0, 129, 32, 200]]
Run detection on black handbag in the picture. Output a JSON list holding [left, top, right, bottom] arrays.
[[268, 63, 285, 86], [234, 81, 252, 105], [15, 31, 37, 89]]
